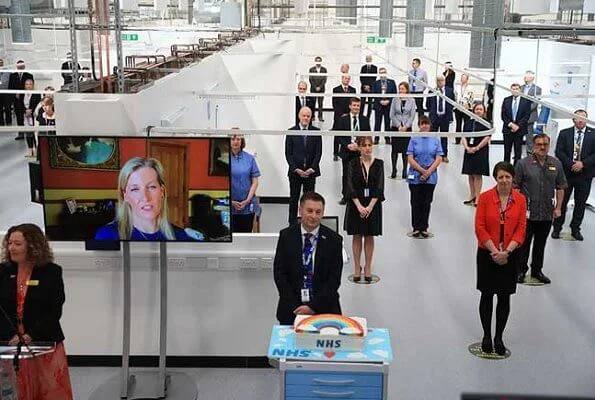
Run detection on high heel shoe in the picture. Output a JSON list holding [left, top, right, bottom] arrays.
[[463, 197, 476, 205], [353, 267, 362, 282], [364, 276, 372, 283], [494, 336, 506, 356]]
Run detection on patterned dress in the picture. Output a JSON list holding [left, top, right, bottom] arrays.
[[15, 269, 73, 400]]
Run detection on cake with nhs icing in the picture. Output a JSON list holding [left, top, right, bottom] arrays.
[[293, 314, 367, 351]]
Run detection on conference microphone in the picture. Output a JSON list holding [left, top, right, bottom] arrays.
[[0, 302, 32, 372]]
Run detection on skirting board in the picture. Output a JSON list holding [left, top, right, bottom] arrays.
[[67, 355, 272, 368]]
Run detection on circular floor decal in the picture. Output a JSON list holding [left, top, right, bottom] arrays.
[[561, 232, 578, 241], [468, 342, 511, 360], [519, 276, 546, 286], [406, 231, 435, 239], [347, 274, 380, 284]]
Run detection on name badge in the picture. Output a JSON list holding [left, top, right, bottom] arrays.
[[301, 289, 310, 303], [548, 166, 556, 171], [408, 174, 415, 180], [27, 280, 39, 286], [364, 188, 370, 198]]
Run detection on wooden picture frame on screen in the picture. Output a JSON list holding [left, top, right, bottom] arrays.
[[49, 137, 120, 170]]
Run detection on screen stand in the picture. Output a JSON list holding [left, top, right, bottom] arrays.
[[90, 242, 198, 400]]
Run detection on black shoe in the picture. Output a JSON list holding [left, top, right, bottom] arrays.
[[463, 197, 476, 205], [531, 271, 551, 284], [364, 276, 372, 283], [385, 138, 391, 144], [333, 155, 339, 161], [353, 276, 361, 282], [571, 231, 584, 241], [494, 337, 506, 356], [517, 272, 526, 284], [339, 198, 346, 205], [551, 230, 560, 239], [14, 136, 24, 140], [412, 231, 421, 238], [481, 335, 493, 354], [390, 172, 396, 179], [420, 231, 430, 239], [373, 139, 379, 145]]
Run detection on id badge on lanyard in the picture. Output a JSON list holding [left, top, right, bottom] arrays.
[[361, 162, 370, 198], [302, 236, 317, 303], [301, 288, 310, 303]]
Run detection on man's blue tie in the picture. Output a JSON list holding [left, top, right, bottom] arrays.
[[303, 233, 314, 291], [512, 98, 518, 121]]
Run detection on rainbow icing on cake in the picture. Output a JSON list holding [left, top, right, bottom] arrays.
[[294, 314, 367, 351]]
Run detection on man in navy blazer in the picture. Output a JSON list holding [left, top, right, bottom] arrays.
[[501, 83, 532, 165], [372, 67, 397, 144], [334, 97, 371, 204], [552, 109, 595, 241], [426, 75, 455, 161], [273, 191, 343, 325], [286, 107, 323, 225], [295, 81, 316, 126], [332, 75, 357, 160]]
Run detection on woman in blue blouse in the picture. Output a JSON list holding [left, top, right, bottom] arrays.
[[406, 116, 443, 238], [230, 134, 261, 232], [94, 157, 194, 241]]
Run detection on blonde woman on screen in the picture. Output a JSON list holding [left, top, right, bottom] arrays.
[[94, 157, 199, 241]]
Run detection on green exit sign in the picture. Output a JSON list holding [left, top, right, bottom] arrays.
[[122, 33, 139, 41], [366, 36, 387, 44]]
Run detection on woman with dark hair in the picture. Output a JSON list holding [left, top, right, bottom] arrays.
[[406, 116, 443, 238], [230, 133, 260, 232], [389, 81, 416, 179], [0, 223, 74, 399], [475, 161, 526, 355], [462, 103, 491, 206], [344, 136, 384, 282]]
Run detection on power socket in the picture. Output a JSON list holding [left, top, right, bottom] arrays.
[[240, 258, 259, 269], [168, 258, 186, 269], [207, 257, 219, 269], [93, 258, 114, 269], [260, 257, 273, 269]]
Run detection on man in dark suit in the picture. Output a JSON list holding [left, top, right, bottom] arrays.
[[295, 81, 315, 126], [552, 109, 595, 241], [501, 82, 532, 165], [8, 60, 34, 140], [372, 67, 397, 145], [286, 107, 323, 225], [335, 97, 370, 204], [426, 75, 455, 162], [332, 75, 356, 161], [309, 56, 327, 122], [273, 191, 344, 325], [521, 70, 542, 155], [359, 55, 377, 119], [61, 52, 81, 86]]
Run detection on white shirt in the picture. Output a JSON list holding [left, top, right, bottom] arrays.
[[300, 224, 320, 273]]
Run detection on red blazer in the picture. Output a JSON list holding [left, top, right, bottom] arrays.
[[475, 186, 527, 250]]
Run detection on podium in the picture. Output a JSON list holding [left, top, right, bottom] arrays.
[[268, 325, 394, 400], [90, 242, 198, 400], [0, 343, 56, 396]]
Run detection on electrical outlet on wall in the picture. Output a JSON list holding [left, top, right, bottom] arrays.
[[168, 258, 186, 269], [93, 258, 114, 269], [207, 257, 219, 269], [240, 258, 259, 269], [260, 257, 273, 269]]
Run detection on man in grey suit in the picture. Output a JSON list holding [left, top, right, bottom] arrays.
[[408, 58, 428, 119], [521, 70, 542, 155]]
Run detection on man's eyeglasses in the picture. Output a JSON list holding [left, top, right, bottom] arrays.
[[534, 142, 550, 147]]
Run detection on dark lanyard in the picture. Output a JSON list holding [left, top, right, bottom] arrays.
[[361, 161, 370, 186], [498, 193, 512, 249]]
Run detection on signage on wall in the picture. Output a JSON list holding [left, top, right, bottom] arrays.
[[366, 36, 387, 44], [122, 33, 139, 41]]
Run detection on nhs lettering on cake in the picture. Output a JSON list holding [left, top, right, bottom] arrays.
[[271, 348, 311, 358], [316, 339, 342, 349], [293, 314, 368, 352]]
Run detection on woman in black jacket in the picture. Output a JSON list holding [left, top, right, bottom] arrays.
[[0, 223, 73, 399]]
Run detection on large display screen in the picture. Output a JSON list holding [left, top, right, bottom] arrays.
[[38, 136, 231, 242]]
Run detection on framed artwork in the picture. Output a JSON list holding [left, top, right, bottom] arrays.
[[209, 138, 230, 176], [49, 137, 120, 170]]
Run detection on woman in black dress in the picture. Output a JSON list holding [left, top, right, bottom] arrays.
[[462, 103, 491, 206], [344, 136, 384, 283]]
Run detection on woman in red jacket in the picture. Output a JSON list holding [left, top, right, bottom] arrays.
[[475, 161, 527, 356]]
